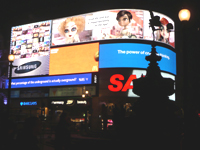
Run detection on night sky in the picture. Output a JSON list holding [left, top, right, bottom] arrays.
[[0, 0, 199, 105]]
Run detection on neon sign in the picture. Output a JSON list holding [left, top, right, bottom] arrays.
[[77, 100, 87, 104], [20, 101, 37, 106], [51, 101, 64, 105]]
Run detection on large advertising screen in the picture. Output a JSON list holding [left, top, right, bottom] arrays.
[[51, 9, 174, 47], [49, 43, 99, 75], [10, 20, 52, 77], [5, 73, 92, 88], [99, 68, 175, 101], [99, 43, 176, 75], [9, 9, 175, 92]]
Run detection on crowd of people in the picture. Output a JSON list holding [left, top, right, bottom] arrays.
[[0, 103, 200, 150]]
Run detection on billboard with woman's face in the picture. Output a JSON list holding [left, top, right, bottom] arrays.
[[51, 9, 174, 48]]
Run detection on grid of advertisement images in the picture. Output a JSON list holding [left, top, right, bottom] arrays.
[[11, 20, 51, 59]]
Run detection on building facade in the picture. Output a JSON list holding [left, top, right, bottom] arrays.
[[5, 9, 176, 131]]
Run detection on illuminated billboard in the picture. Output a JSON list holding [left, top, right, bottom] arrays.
[[49, 43, 99, 75], [51, 9, 174, 47], [99, 69, 175, 101], [5, 73, 92, 88], [9, 8, 175, 99], [10, 9, 175, 78], [10, 20, 51, 77], [99, 43, 176, 75]]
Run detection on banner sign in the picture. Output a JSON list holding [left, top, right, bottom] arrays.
[[5, 73, 92, 88]]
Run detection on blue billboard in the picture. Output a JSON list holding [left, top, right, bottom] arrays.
[[6, 73, 92, 89], [99, 43, 176, 75]]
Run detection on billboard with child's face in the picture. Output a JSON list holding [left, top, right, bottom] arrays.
[[51, 9, 174, 47]]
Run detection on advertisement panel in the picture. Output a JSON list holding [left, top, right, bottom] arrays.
[[10, 20, 52, 77], [51, 9, 174, 48], [49, 43, 99, 75], [12, 56, 49, 77], [99, 43, 176, 75], [5, 73, 92, 88], [143, 11, 175, 47], [99, 68, 175, 101]]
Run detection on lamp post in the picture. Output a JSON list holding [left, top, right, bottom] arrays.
[[178, 8, 191, 103], [7, 54, 15, 118], [178, 8, 191, 146]]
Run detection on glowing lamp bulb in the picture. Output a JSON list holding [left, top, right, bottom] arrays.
[[179, 9, 191, 21], [8, 54, 15, 62]]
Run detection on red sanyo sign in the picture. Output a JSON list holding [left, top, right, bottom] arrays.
[[108, 74, 138, 92]]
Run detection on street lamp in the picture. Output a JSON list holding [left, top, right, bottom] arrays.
[[7, 53, 15, 118], [178, 9, 191, 21], [178, 8, 191, 143]]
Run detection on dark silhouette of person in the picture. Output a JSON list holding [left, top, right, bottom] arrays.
[[55, 112, 72, 150], [113, 104, 121, 131], [101, 104, 108, 131], [16, 116, 42, 150]]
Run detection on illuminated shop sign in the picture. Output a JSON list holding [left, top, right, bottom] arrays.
[[99, 43, 176, 75], [77, 100, 87, 104], [66, 100, 75, 106], [51, 100, 88, 105], [51, 101, 65, 105], [5, 73, 92, 88], [20, 101, 37, 106]]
